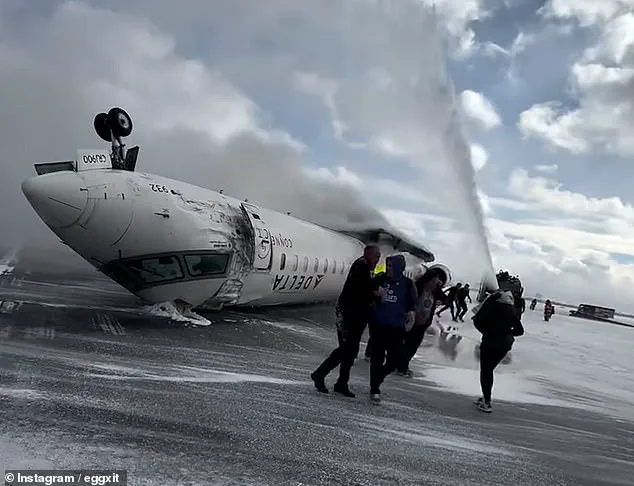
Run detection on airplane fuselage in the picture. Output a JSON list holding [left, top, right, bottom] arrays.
[[22, 158, 429, 310]]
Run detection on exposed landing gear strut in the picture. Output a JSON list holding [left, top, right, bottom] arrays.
[[93, 107, 139, 171]]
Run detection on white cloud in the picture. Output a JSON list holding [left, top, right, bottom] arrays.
[[470, 143, 489, 171], [517, 102, 589, 153], [582, 12, 634, 64], [481, 31, 536, 59], [535, 164, 559, 174], [540, 0, 634, 26], [518, 12, 634, 157], [460, 90, 502, 131], [508, 169, 634, 223]]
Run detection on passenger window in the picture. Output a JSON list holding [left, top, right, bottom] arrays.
[[292, 255, 299, 272], [184, 254, 230, 277], [332, 260, 337, 274], [314, 258, 319, 273], [324, 259, 329, 273], [125, 255, 184, 283], [280, 253, 286, 271], [303, 256, 309, 272]]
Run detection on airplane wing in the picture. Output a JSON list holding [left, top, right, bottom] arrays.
[[336, 227, 435, 262]]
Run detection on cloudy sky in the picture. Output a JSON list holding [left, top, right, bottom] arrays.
[[2, 0, 634, 311]]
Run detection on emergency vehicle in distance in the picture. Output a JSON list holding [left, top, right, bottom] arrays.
[[21, 107, 451, 312]]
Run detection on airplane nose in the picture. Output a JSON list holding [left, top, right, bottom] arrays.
[[22, 173, 88, 228]]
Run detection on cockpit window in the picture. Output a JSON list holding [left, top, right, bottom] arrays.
[[184, 254, 230, 277], [125, 255, 184, 283]]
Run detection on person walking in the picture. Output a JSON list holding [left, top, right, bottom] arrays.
[[398, 266, 449, 377], [367, 255, 417, 404], [472, 290, 524, 413], [455, 283, 472, 321], [310, 245, 382, 397], [437, 283, 461, 321]]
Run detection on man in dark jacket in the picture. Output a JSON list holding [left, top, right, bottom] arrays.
[[311, 245, 382, 397], [368, 254, 417, 404], [436, 283, 461, 320], [398, 266, 448, 377], [472, 290, 524, 413], [456, 283, 472, 322]]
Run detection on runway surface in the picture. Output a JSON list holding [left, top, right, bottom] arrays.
[[1, 246, 633, 485]]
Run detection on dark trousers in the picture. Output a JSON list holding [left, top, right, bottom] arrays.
[[479, 338, 512, 403], [437, 301, 455, 319], [313, 324, 365, 387], [369, 325, 405, 394], [457, 300, 468, 319], [400, 324, 430, 371], [364, 332, 373, 358]]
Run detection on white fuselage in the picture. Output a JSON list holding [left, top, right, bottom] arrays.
[[22, 160, 430, 310]]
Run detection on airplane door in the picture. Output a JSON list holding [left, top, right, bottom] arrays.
[[241, 202, 272, 271]]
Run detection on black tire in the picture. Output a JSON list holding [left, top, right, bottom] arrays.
[[93, 112, 112, 142], [107, 107, 133, 138]]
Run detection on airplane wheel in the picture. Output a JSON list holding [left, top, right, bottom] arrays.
[[93, 112, 112, 142], [107, 107, 133, 138]]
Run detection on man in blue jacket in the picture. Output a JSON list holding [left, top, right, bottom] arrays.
[[368, 254, 417, 404]]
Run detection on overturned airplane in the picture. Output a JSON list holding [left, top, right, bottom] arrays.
[[22, 107, 449, 312]]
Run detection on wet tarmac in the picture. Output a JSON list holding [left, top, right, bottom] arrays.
[[1, 246, 633, 485]]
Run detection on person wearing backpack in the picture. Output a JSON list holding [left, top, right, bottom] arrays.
[[367, 254, 417, 404], [471, 289, 524, 413]]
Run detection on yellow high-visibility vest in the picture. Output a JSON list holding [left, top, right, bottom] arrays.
[[374, 262, 386, 275]]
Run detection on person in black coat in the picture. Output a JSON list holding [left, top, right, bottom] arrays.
[[311, 245, 383, 397], [472, 290, 524, 413]]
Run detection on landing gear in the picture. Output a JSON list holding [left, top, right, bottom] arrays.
[[92, 107, 138, 171], [94, 113, 112, 142], [107, 107, 133, 138]]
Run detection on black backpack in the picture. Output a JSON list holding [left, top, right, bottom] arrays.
[[496, 271, 524, 316]]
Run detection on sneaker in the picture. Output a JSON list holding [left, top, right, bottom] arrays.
[[310, 372, 328, 394], [370, 393, 381, 405], [477, 401, 492, 413], [333, 383, 355, 398], [397, 369, 413, 378], [473, 397, 484, 406]]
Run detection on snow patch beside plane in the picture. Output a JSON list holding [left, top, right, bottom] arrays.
[[360, 416, 514, 456], [0, 387, 47, 400], [0, 247, 20, 276], [84, 362, 301, 385], [144, 301, 211, 326]]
